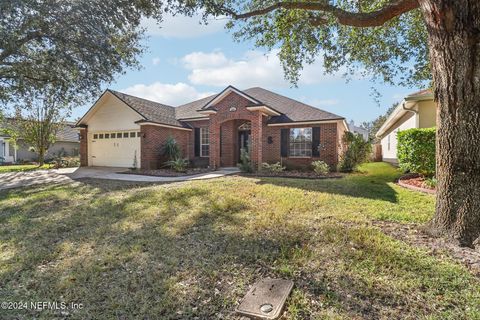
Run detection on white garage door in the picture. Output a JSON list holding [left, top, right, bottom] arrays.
[[89, 131, 141, 167]]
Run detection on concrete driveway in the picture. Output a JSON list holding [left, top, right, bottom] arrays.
[[0, 166, 240, 191]]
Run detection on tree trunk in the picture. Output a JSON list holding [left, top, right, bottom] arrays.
[[419, 0, 480, 247]]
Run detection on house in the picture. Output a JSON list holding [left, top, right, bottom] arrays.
[[75, 86, 349, 170], [0, 120, 80, 163], [348, 120, 369, 141], [376, 89, 436, 164]]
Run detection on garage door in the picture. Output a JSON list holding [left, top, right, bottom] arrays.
[[89, 131, 140, 167]]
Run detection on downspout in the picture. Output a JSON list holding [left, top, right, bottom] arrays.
[[402, 102, 419, 127]]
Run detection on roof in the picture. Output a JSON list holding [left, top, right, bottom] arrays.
[[175, 87, 344, 123], [108, 90, 184, 127], [80, 86, 345, 128], [0, 118, 79, 142], [376, 88, 434, 138]]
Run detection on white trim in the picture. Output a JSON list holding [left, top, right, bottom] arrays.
[[203, 87, 259, 109], [376, 100, 419, 138], [376, 91, 434, 138], [246, 106, 281, 116], [198, 110, 217, 115], [200, 127, 210, 158], [76, 91, 146, 126], [179, 117, 209, 122], [267, 120, 343, 126], [137, 122, 192, 131]]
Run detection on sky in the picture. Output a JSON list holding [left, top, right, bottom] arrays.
[[70, 13, 419, 125]]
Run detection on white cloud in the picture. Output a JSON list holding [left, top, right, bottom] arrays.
[[152, 57, 161, 65], [142, 13, 225, 39], [181, 49, 345, 88], [122, 82, 213, 106], [182, 51, 228, 69]]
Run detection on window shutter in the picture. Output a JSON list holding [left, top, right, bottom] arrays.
[[194, 128, 200, 157], [280, 128, 289, 157], [312, 127, 320, 157]]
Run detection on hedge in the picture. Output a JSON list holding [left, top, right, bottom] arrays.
[[397, 127, 436, 176]]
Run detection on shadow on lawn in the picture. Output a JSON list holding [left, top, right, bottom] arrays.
[[254, 169, 399, 203], [0, 180, 474, 319]]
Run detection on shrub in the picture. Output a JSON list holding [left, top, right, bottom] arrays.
[[165, 158, 189, 172], [397, 128, 436, 177], [338, 132, 372, 172], [238, 148, 253, 173], [423, 177, 437, 189], [51, 154, 80, 168], [312, 160, 329, 175], [163, 136, 181, 161], [260, 162, 285, 173]]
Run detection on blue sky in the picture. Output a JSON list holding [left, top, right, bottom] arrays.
[[71, 14, 418, 125]]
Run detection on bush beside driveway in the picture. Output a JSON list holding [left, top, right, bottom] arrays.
[[0, 163, 479, 319]]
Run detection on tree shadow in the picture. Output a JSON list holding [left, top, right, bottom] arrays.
[[252, 170, 399, 203], [0, 178, 475, 319]]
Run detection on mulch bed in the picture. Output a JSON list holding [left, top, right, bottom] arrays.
[[240, 171, 344, 179], [121, 168, 213, 177], [398, 173, 436, 194], [373, 220, 480, 276]]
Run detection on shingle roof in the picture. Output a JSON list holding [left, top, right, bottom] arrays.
[[108, 90, 184, 127], [0, 119, 79, 142], [244, 87, 344, 123], [174, 87, 344, 123], [100, 87, 344, 126]]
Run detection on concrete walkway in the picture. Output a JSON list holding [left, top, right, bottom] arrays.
[[0, 167, 240, 191]]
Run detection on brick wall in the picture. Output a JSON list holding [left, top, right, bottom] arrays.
[[207, 92, 265, 169], [140, 125, 190, 170], [263, 122, 339, 170], [79, 128, 88, 166]]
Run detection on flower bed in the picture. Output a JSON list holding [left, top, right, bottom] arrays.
[[240, 170, 343, 179], [122, 168, 212, 177], [398, 173, 436, 194]]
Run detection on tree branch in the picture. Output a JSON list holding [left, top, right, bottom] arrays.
[[229, 0, 419, 27]]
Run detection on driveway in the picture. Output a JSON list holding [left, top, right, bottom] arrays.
[[0, 167, 240, 191]]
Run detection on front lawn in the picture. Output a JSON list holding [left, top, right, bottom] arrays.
[[0, 164, 52, 173], [1, 163, 479, 319]]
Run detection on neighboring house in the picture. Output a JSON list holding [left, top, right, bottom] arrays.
[[348, 120, 369, 141], [376, 89, 436, 164], [76, 86, 349, 170], [0, 119, 80, 163]]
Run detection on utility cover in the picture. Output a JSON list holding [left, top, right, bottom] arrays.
[[236, 278, 294, 319]]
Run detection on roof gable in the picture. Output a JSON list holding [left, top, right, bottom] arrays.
[[201, 85, 262, 110]]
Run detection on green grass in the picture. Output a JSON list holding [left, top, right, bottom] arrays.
[[0, 164, 52, 173], [0, 162, 478, 319]]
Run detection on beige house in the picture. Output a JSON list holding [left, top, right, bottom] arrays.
[[376, 89, 437, 164]]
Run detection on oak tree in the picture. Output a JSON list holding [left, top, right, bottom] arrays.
[[189, 0, 480, 246]]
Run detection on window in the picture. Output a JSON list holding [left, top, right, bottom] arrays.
[[104, 133, 110, 139], [117, 133, 122, 138], [137, 132, 142, 137], [130, 132, 136, 138], [200, 127, 210, 157], [99, 134, 104, 139], [93, 134, 98, 139], [289, 128, 312, 157], [123, 132, 129, 138]]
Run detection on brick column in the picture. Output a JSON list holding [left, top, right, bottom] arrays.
[[209, 121, 221, 169], [250, 113, 264, 170], [79, 128, 88, 166]]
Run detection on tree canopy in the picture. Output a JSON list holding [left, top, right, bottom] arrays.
[[0, 0, 164, 105], [180, 0, 430, 87]]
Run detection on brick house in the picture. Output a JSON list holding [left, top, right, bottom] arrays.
[[76, 86, 348, 170]]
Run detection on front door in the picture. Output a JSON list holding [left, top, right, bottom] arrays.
[[238, 130, 251, 162]]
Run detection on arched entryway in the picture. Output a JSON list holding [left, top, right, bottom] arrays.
[[219, 120, 252, 167]]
